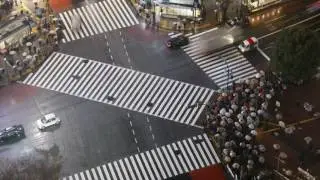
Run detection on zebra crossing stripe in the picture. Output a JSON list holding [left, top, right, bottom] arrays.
[[22, 52, 213, 127], [63, 134, 219, 180], [169, 32, 258, 89], [59, 0, 139, 43]]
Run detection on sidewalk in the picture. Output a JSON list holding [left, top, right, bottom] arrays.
[[128, 0, 219, 34]]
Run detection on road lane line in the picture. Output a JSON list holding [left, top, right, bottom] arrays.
[[258, 13, 320, 40], [257, 47, 271, 61]]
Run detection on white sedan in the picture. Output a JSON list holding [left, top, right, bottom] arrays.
[[37, 113, 61, 130]]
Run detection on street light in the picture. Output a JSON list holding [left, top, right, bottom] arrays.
[[220, 56, 232, 91]]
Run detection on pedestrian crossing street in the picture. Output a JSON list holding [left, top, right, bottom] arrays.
[[63, 133, 220, 180], [22, 52, 214, 126], [59, 0, 139, 43], [169, 32, 258, 89]]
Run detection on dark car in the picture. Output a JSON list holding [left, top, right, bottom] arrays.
[[0, 125, 25, 145], [166, 35, 189, 48]]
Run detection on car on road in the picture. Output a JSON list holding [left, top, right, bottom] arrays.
[[238, 37, 258, 53], [227, 17, 241, 26], [166, 35, 189, 48], [0, 125, 25, 145], [37, 113, 61, 130]]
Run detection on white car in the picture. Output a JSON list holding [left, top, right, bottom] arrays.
[[37, 113, 61, 130], [238, 37, 258, 53]]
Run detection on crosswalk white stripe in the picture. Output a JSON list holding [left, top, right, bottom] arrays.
[[102, 164, 112, 180], [108, 163, 117, 180], [129, 156, 143, 180], [160, 83, 182, 117], [59, 13, 75, 41], [23, 53, 212, 126], [182, 140, 199, 169], [122, 73, 145, 108], [68, 175, 73, 180], [124, 158, 136, 180], [177, 141, 194, 171], [94, 3, 111, 31], [72, 9, 88, 37], [146, 151, 161, 180], [28, 53, 57, 85], [178, 86, 199, 123], [104, 1, 121, 28], [139, 77, 163, 112], [89, 66, 114, 100], [147, 78, 169, 114], [63, 134, 219, 180], [151, 149, 167, 179], [135, 154, 149, 180], [166, 145, 184, 174], [85, 170, 92, 180], [172, 143, 189, 172], [108, 69, 130, 98], [187, 138, 204, 168], [66, 10, 81, 39], [113, 161, 124, 180], [123, 73, 148, 108], [75, 174, 80, 180], [37, 54, 63, 88], [81, 6, 99, 34], [113, 0, 130, 27], [114, 71, 139, 106], [192, 90, 213, 125], [55, 56, 80, 92], [63, 11, 80, 39], [159, 146, 176, 176], [164, 84, 187, 119], [80, 172, 86, 180], [120, 0, 139, 24], [88, 3, 105, 33], [182, 87, 203, 124], [96, 166, 105, 180], [140, 152, 155, 180], [118, 0, 134, 26], [86, 5, 103, 34], [91, 168, 99, 180], [67, 61, 93, 94], [194, 137, 210, 166], [151, 80, 174, 115], [135, 76, 158, 111], [107, 0, 125, 28], [76, 8, 94, 36], [99, 1, 116, 30], [81, 63, 104, 97], [172, 84, 193, 121], [119, 159, 130, 180], [99, 68, 125, 102], [186, 88, 208, 125], [74, 62, 99, 96], [156, 81, 178, 116], [128, 75, 153, 110]]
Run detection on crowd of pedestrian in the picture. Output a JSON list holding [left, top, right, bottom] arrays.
[[204, 70, 287, 179]]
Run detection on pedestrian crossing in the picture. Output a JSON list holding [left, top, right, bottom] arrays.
[[62, 133, 220, 180], [169, 32, 258, 89], [59, 0, 139, 43], [22, 52, 214, 126]]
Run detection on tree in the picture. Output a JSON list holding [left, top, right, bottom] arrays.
[[271, 28, 320, 83], [0, 144, 62, 180]]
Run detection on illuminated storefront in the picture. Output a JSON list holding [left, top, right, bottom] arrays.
[[151, 0, 202, 18]]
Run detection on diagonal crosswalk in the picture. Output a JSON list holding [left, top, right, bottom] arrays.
[[59, 0, 139, 43], [22, 52, 214, 126], [62, 133, 220, 180], [169, 32, 258, 89]]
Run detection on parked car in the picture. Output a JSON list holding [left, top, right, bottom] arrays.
[[37, 113, 61, 130], [0, 125, 25, 145], [166, 35, 189, 48]]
